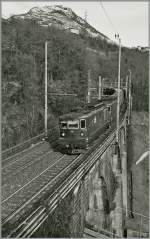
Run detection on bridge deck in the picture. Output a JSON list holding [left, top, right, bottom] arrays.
[[2, 140, 82, 233], [2, 115, 126, 237], [84, 227, 108, 238]]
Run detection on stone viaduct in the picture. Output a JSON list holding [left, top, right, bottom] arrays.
[[32, 114, 129, 238]]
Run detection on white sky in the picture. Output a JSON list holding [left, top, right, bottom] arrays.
[[1, 1, 149, 47]]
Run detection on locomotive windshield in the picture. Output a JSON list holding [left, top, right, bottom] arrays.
[[80, 119, 86, 129], [68, 120, 79, 129], [60, 122, 67, 129]]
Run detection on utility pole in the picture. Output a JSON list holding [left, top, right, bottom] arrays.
[[128, 69, 132, 123], [45, 41, 48, 136], [98, 75, 102, 100], [87, 69, 91, 103], [115, 34, 121, 142], [125, 75, 128, 89]]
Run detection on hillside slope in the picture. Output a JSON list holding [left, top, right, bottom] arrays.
[[2, 7, 149, 150], [8, 5, 111, 42]]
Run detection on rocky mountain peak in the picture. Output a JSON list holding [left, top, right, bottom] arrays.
[[9, 5, 112, 42]]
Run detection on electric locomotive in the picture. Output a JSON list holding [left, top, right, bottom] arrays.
[[58, 88, 127, 154]]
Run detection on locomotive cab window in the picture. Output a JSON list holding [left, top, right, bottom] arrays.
[[60, 122, 67, 128], [80, 119, 86, 129], [68, 120, 79, 129]]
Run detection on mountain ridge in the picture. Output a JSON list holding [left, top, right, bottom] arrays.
[[8, 4, 112, 43]]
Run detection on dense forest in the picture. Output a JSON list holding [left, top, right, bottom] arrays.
[[2, 18, 149, 150]]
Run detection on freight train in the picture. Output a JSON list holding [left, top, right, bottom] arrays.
[[58, 88, 127, 154]]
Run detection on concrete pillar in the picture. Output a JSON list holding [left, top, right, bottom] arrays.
[[71, 180, 86, 238], [71, 182, 81, 237], [110, 176, 123, 237], [84, 175, 90, 212], [80, 179, 85, 236], [112, 142, 121, 175], [122, 141, 128, 217], [110, 140, 124, 237], [86, 177, 106, 229]]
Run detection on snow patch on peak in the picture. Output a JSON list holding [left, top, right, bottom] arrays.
[[9, 5, 112, 43], [29, 5, 73, 16]]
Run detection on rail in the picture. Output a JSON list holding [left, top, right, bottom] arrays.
[[84, 227, 120, 238], [2, 126, 59, 160], [84, 227, 108, 238], [2, 132, 45, 159], [4, 114, 127, 237], [7, 127, 118, 237]]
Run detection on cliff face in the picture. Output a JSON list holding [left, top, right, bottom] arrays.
[[127, 111, 149, 235]]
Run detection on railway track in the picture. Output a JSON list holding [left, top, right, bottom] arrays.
[[2, 141, 51, 178], [84, 227, 119, 238], [2, 140, 48, 168], [2, 133, 46, 160], [2, 127, 112, 237], [3, 127, 116, 238], [2, 152, 83, 229], [2, 125, 113, 237], [2, 125, 59, 160], [84, 227, 108, 238], [2, 150, 63, 200], [2, 128, 60, 200], [2, 114, 127, 237]]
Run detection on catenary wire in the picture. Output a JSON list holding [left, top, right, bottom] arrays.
[[99, 0, 119, 35]]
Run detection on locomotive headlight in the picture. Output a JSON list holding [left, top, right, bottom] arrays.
[[81, 132, 84, 136], [61, 132, 65, 137]]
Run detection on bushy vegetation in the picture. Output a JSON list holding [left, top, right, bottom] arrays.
[[2, 18, 148, 150]]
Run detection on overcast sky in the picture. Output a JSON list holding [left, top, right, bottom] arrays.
[[1, 1, 149, 47]]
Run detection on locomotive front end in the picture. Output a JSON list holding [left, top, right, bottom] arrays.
[[59, 116, 88, 154]]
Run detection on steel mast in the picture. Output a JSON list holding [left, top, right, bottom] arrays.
[[45, 41, 48, 136], [115, 34, 121, 142]]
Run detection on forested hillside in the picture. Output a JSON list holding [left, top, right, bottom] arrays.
[[2, 18, 148, 150]]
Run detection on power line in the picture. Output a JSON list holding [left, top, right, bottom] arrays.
[[99, 0, 118, 35]]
